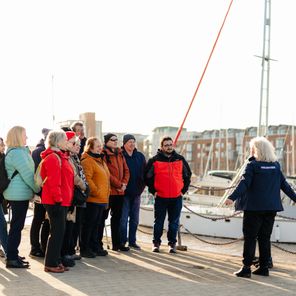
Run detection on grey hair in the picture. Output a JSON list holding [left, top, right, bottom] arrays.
[[250, 136, 277, 162], [46, 130, 66, 148]]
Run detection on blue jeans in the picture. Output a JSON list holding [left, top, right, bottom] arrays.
[[0, 204, 8, 254], [120, 195, 141, 245], [153, 196, 183, 245]]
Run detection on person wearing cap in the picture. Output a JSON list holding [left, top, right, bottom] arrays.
[[144, 136, 192, 254], [29, 128, 51, 258], [102, 133, 130, 251], [120, 134, 146, 250]]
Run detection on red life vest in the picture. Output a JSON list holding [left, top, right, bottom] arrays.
[[153, 160, 183, 198]]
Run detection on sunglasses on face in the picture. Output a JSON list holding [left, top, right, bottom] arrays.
[[163, 144, 173, 147], [109, 138, 118, 142]]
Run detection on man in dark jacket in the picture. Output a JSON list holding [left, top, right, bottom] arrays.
[[71, 122, 87, 159], [120, 134, 146, 249], [29, 128, 50, 258], [144, 136, 192, 253]]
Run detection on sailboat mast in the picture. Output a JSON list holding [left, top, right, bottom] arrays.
[[258, 0, 271, 137], [51, 74, 55, 129]]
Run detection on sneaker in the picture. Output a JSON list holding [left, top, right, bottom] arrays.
[[168, 243, 177, 254], [252, 266, 269, 276], [234, 266, 251, 278], [129, 243, 141, 250], [152, 243, 160, 253]]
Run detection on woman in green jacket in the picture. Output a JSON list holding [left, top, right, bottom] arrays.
[[4, 126, 39, 268]]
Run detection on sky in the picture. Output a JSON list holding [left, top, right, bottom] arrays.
[[0, 0, 296, 146]]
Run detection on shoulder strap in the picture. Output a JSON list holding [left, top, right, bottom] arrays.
[[6, 148, 18, 180], [43, 152, 62, 167]]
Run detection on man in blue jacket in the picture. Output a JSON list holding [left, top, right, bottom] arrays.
[[120, 134, 146, 249]]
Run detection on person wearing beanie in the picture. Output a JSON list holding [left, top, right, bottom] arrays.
[[29, 128, 52, 258], [104, 133, 117, 144], [102, 133, 130, 251], [122, 134, 136, 146], [120, 134, 146, 250]]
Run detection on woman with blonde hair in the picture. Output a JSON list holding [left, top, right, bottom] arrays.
[[3, 126, 40, 268], [80, 137, 110, 257], [225, 136, 296, 278]]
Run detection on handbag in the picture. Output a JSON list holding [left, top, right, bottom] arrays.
[[72, 184, 89, 206]]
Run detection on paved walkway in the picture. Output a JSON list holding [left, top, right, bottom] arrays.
[[0, 225, 296, 296]]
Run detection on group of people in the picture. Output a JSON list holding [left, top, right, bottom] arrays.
[[0, 124, 296, 278], [0, 123, 192, 274]]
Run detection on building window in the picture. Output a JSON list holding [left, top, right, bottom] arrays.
[[186, 152, 192, 161]]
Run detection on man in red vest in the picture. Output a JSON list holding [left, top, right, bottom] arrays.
[[144, 137, 191, 253]]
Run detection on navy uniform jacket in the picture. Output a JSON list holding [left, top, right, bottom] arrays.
[[229, 157, 296, 211]]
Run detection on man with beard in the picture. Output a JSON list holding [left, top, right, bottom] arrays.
[[144, 137, 191, 253]]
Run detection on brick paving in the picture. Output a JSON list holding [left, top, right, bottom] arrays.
[[0, 225, 296, 296]]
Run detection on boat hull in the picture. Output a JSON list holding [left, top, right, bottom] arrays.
[[139, 204, 296, 243]]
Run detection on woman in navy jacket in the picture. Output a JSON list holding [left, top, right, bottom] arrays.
[[225, 137, 296, 278]]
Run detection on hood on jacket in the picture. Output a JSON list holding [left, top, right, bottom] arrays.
[[41, 147, 68, 160]]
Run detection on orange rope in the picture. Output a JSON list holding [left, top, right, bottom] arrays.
[[174, 0, 234, 146]]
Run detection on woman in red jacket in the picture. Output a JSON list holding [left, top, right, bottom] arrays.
[[41, 131, 74, 273]]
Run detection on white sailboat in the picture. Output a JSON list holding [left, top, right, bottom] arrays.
[[139, 0, 296, 243]]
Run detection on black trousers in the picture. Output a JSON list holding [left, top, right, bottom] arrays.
[[109, 195, 124, 248], [44, 205, 67, 267], [61, 220, 75, 257], [81, 203, 105, 252], [98, 208, 109, 250], [242, 211, 276, 267], [30, 202, 50, 253], [71, 207, 85, 254], [7, 200, 29, 260]]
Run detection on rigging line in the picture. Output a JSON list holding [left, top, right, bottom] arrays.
[[173, 0, 234, 146]]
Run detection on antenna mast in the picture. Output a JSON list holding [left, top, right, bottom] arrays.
[[51, 74, 55, 128], [258, 0, 271, 137]]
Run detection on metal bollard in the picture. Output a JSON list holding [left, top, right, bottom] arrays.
[[176, 224, 187, 251]]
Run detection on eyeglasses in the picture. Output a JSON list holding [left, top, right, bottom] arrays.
[[109, 138, 118, 142]]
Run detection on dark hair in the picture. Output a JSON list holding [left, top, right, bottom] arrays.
[[0, 137, 3, 142], [61, 126, 72, 132], [161, 137, 173, 147], [71, 121, 84, 132]]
